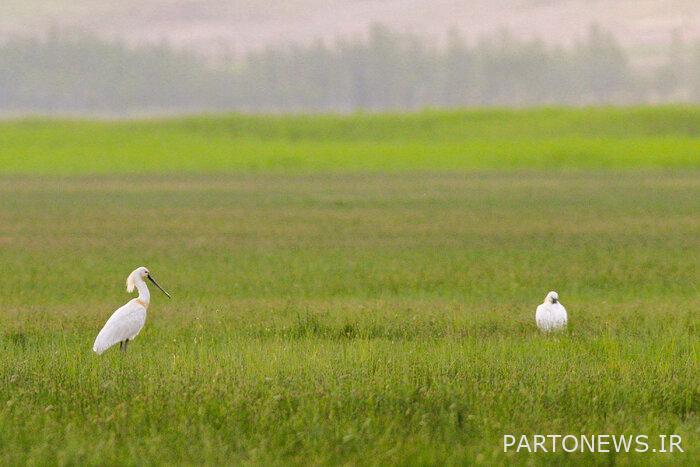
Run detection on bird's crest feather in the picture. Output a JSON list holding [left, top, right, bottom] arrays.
[[126, 270, 137, 293]]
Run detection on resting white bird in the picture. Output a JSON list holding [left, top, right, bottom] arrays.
[[93, 266, 171, 355], [535, 291, 567, 332]]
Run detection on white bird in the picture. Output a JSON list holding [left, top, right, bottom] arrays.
[[535, 291, 568, 332], [93, 266, 171, 355]]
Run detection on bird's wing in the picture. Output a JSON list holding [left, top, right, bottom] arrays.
[[93, 301, 146, 355], [535, 304, 547, 327], [555, 304, 568, 324]]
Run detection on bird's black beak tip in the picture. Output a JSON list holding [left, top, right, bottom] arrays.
[[147, 274, 171, 299]]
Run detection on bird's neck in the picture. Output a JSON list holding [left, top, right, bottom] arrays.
[[135, 280, 150, 305]]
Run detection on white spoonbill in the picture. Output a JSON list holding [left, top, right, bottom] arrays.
[[535, 291, 567, 332], [93, 266, 171, 355]]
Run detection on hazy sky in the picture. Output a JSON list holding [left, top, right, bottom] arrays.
[[3, 0, 700, 59]]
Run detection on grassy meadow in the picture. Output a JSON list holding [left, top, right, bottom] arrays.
[[2, 107, 700, 174], [0, 108, 698, 465]]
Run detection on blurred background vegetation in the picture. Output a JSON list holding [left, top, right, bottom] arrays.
[[1, 23, 699, 115]]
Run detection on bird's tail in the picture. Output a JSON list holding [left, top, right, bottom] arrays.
[[92, 343, 105, 355], [92, 332, 109, 355]]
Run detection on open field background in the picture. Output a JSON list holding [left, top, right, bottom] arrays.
[[0, 108, 698, 465], [2, 107, 700, 173]]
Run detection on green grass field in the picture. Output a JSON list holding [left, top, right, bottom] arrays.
[[0, 108, 698, 465], [2, 107, 700, 174]]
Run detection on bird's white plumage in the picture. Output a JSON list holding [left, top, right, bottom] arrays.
[[126, 269, 139, 293], [93, 299, 147, 355], [93, 266, 169, 355], [535, 291, 567, 332]]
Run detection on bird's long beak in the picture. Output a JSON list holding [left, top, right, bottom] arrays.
[[147, 274, 171, 298]]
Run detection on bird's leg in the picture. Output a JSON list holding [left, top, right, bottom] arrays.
[[123, 339, 129, 352], [119, 341, 124, 351]]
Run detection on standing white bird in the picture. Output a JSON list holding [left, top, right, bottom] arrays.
[[93, 266, 171, 355], [535, 291, 568, 332]]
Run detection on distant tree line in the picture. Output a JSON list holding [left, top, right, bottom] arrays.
[[1, 24, 700, 114]]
